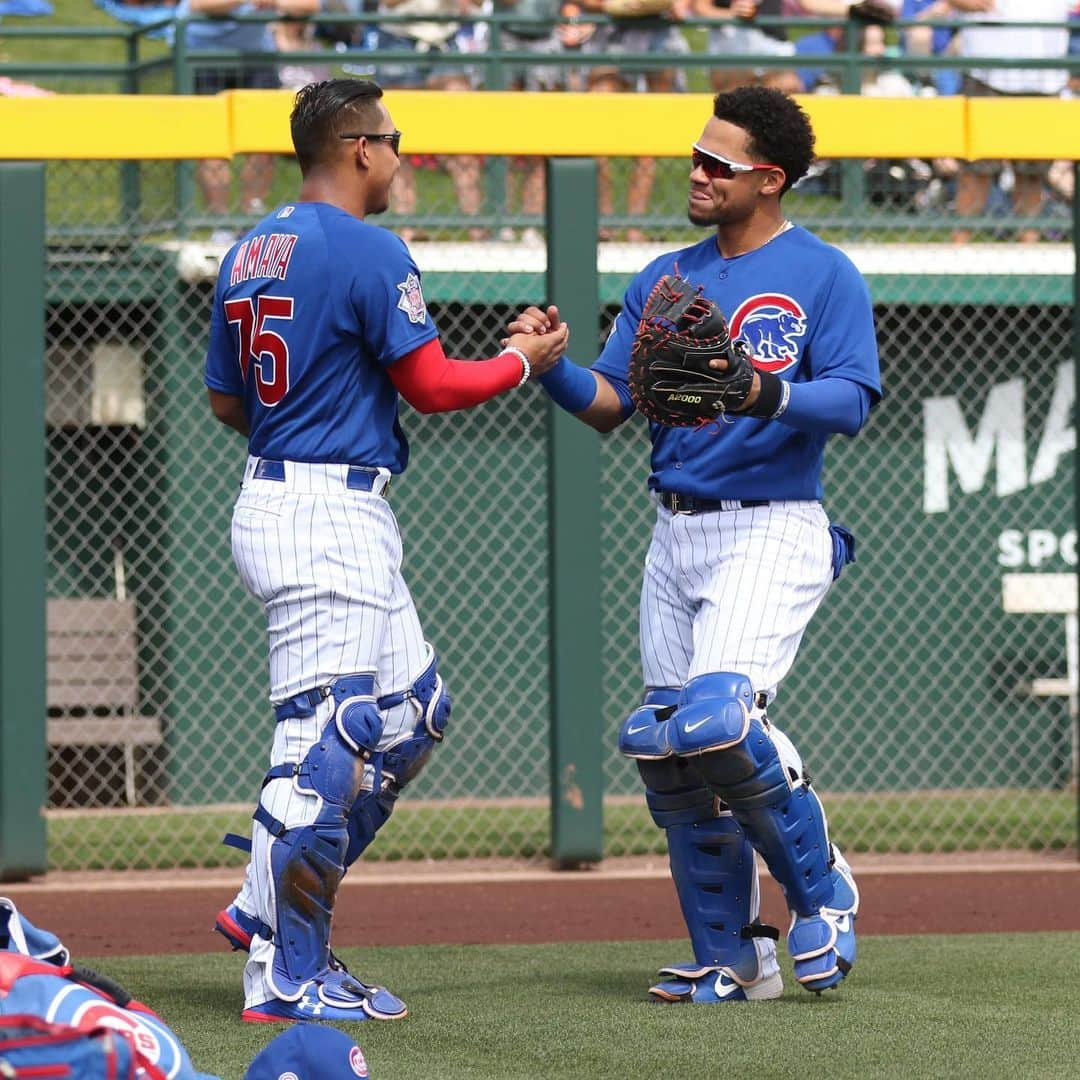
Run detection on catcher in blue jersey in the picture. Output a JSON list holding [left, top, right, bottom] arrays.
[[203, 78, 567, 1025], [511, 86, 882, 1003]]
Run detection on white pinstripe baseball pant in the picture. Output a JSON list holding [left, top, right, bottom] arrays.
[[640, 498, 835, 702], [226, 457, 430, 1006]]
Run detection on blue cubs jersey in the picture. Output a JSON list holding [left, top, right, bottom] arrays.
[[204, 202, 439, 473], [593, 226, 882, 501]]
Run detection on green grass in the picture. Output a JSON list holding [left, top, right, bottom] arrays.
[[45, 789, 1077, 871], [98, 932, 1080, 1079]]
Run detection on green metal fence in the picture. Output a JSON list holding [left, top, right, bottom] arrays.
[[2, 163, 1071, 874], [4, 13, 1078, 241], [0, 18, 1077, 873]]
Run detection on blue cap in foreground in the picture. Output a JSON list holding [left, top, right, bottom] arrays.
[[243, 1022, 370, 1080]]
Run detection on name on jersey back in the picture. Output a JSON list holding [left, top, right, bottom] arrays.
[[229, 232, 298, 287]]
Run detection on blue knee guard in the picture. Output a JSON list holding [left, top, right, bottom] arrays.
[[345, 653, 452, 866], [260, 673, 383, 993], [621, 691, 774, 983], [669, 672, 834, 917]]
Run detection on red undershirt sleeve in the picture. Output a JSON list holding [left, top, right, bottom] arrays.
[[387, 337, 526, 414]]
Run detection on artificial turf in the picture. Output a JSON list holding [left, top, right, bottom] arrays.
[[98, 931, 1080, 1080]]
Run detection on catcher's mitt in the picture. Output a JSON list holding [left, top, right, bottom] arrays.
[[847, 0, 895, 25], [628, 273, 755, 427]]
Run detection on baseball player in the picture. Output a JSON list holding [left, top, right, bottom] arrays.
[[203, 78, 568, 1024], [511, 86, 881, 1002]]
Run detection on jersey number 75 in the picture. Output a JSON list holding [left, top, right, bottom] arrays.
[[224, 295, 294, 406]]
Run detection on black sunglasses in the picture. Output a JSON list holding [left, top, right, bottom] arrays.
[[691, 144, 778, 181], [339, 130, 402, 156]]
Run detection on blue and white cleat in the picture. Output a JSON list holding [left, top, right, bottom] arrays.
[[788, 849, 859, 993], [243, 971, 407, 1024], [649, 940, 783, 1003]]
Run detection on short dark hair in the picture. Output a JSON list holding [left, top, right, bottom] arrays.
[[712, 86, 816, 196], [290, 78, 384, 173]]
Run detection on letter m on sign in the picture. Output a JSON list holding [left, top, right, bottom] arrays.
[[922, 379, 1026, 514]]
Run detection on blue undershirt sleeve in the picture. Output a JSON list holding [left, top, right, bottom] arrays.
[[537, 356, 600, 413], [777, 378, 871, 437], [538, 357, 637, 420]]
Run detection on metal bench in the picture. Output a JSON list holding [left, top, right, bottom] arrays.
[[1001, 572, 1078, 783], [46, 597, 162, 807]]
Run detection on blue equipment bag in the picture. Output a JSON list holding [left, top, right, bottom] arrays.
[[0, 1012, 148, 1079]]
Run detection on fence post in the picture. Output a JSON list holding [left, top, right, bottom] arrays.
[[1074, 160, 1080, 860], [121, 28, 143, 239], [0, 164, 48, 880], [839, 21, 866, 223], [483, 19, 509, 232], [173, 20, 194, 237], [545, 158, 604, 865]]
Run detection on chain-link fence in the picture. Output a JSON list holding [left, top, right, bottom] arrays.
[[3, 16, 1074, 867], [34, 141, 1076, 871]]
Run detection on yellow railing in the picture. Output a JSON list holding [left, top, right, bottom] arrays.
[[2, 90, 1079, 160]]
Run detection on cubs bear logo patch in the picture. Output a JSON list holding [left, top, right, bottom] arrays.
[[728, 293, 807, 374], [396, 272, 428, 325]]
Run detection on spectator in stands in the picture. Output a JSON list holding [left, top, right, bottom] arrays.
[[555, 0, 594, 90], [787, 0, 898, 18], [176, 0, 318, 243], [900, 0, 961, 95], [576, 0, 692, 242], [1045, 1, 1079, 207], [495, 0, 564, 92], [693, 1, 800, 95], [494, 0, 566, 246], [0, 75, 53, 96], [795, 10, 913, 94], [796, 14, 931, 210], [692, 1, 898, 96], [274, 7, 333, 89], [358, 0, 486, 241], [92, 0, 178, 40], [950, 0, 1072, 243], [793, 19, 846, 92]]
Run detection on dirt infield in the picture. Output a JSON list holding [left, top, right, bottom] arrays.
[[3, 854, 1078, 957]]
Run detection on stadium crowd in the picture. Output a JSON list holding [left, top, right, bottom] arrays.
[[2, 0, 1077, 240]]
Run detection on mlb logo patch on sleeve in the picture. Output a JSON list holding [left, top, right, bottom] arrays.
[[396, 273, 428, 325]]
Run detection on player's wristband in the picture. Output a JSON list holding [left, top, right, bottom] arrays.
[[537, 356, 597, 414], [746, 371, 789, 420], [501, 346, 531, 387]]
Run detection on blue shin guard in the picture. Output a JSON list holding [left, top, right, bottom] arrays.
[[650, 813, 782, 1003], [669, 672, 857, 992], [620, 692, 782, 1004], [670, 673, 834, 914], [255, 674, 397, 1014]]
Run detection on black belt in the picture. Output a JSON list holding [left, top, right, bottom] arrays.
[[253, 458, 386, 494], [658, 492, 770, 515]]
